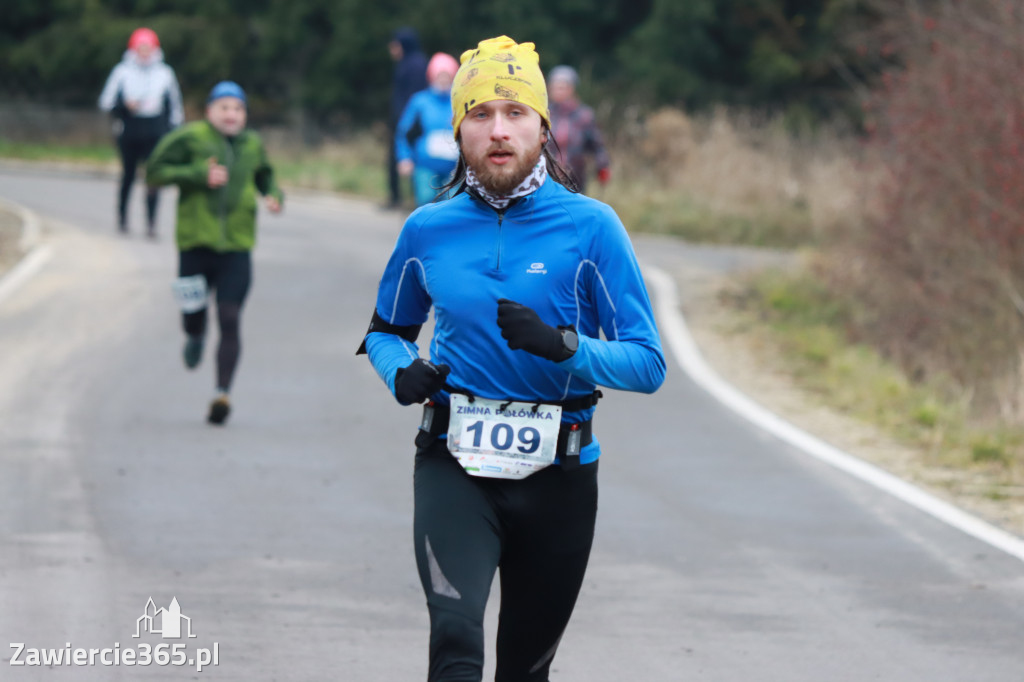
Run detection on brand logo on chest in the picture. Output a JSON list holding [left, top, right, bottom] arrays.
[[526, 262, 547, 274]]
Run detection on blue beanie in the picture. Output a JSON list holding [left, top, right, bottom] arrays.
[[207, 81, 247, 105]]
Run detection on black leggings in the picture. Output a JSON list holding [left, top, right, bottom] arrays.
[[178, 248, 252, 392], [387, 127, 401, 204], [413, 440, 598, 682], [117, 134, 160, 228]]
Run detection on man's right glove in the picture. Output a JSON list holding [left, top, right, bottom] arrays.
[[496, 298, 574, 362], [394, 358, 450, 404]]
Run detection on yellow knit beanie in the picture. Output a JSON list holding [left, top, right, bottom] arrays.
[[450, 36, 549, 137]]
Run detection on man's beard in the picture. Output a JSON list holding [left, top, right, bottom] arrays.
[[465, 140, 544, 196]]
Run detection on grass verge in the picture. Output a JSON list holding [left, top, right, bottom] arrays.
[[0, 136, 390, 202], [726, 265, 1024, 497], [608, 186, 816, 248], [270, 135, 388, 201], [0, 138, 116, 163]]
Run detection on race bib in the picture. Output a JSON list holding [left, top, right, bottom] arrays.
[[171, 275, 208, 313], [425, 130, 459, 161], [446, 394, 562, 480]]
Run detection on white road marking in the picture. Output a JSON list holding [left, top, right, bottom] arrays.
[[644, 263, 1024, 564], [0, 200, 51, 306], [0, 245, 52, 306]]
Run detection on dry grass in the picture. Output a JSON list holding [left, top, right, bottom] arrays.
[[266, 127, 389, 200], [724, 263, 1024, 500], [0, 206, 24, 277], [605, 107, 864, 247], [692, 264, 1024, 535]]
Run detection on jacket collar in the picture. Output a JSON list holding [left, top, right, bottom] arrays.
[[464, 172, 565, 215], [464, 155, 548, 211]]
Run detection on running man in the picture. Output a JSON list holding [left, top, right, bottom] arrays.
[[147, 81, 284, 425], [547, 65, 611, 193], [357, 36, 665, 681], [98, 27, 184, 237], [386, 27, 429, 209]]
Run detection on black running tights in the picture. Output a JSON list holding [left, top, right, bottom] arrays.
[[413, 440, 599, 682], [179, 249, 252, 392], [117, 135, 160, 228]]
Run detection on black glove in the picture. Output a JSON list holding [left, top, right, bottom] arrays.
[[394, 359, 450, 404], [496, 298, 571, 362]]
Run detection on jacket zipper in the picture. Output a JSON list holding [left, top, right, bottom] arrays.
[[495, 211, 504, 271], [466, 187, 517, 272], [219, 136, 235, 247]]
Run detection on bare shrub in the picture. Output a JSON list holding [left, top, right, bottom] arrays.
[[842, 0, 1024, 417], [637, 107, 693, 175], [611, 105, 861, 246]]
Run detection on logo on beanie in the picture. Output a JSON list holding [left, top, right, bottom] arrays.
[[494, 84, 519, 100], [460, 68, 478, 86], [491, 53, 516, 63]]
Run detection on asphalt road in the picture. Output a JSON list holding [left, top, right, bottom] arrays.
[[1, 168, 1022, 681]]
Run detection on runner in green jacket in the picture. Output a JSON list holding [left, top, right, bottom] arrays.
[[147, 80, 283, 425]]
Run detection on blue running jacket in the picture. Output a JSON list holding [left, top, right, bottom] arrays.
[[363, 178, 667, 464]]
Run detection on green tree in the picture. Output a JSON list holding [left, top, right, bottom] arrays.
[[617, 0, 874, 120], [0, 0, 880, 127]]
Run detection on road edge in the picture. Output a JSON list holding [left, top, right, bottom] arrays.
[[0, 198, 53, 306], [643, 262, 1024, 564]]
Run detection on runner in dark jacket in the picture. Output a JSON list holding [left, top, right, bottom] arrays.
[[547, 65, 611, 193], [386, 27, 429, 208]]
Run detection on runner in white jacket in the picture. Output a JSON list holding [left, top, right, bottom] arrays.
[[98, 27, 184, 237]]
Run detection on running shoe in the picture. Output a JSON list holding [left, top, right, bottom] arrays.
[[183, 335, 204, 369], [207, 393, 231, 425]]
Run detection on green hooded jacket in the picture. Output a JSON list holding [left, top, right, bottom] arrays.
[[147, 120, 283, 252]]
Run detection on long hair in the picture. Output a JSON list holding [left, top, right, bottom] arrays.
[[435, 124, 580, 201]]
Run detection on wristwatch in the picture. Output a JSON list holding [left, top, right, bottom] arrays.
[[560, 328, 579, 358]]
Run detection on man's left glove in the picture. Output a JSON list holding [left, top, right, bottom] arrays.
[[496, 299, 575, 362]]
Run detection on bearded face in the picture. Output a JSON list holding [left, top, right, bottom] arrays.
[[458, 100, 547, 195]]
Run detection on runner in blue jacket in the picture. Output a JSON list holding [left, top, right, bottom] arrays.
[[357, 36, 665, 682], [395, 52, 460, 206], [363, 176, 664, 461]]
